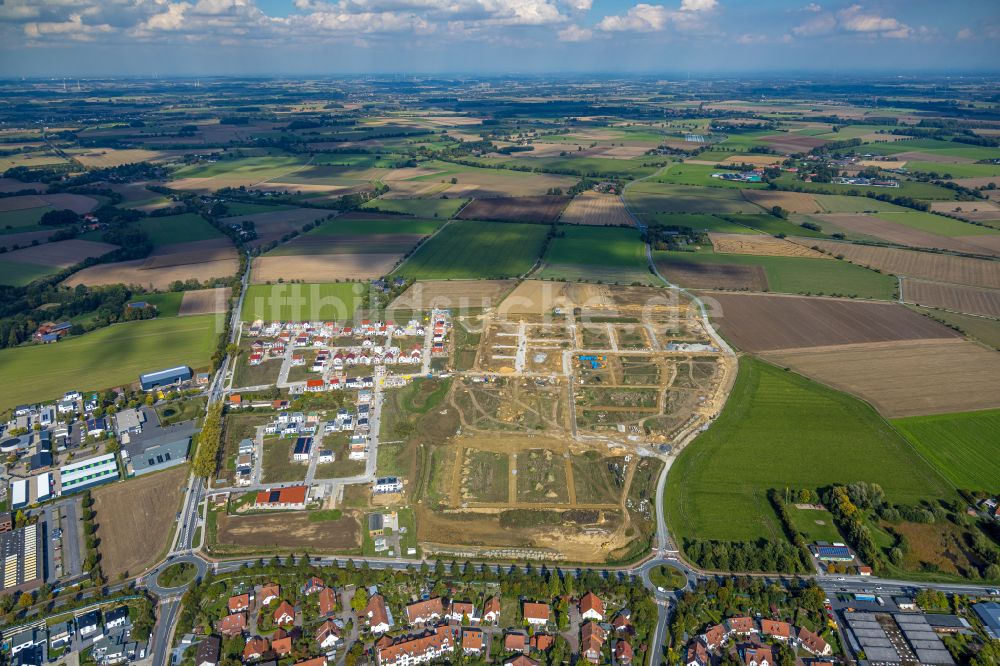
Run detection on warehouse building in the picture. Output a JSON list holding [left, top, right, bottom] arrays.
[[0, 523, 43, 594], [59, 453, 119, 494], [122, 421, 195, 476], [139, 366, 193, 391]]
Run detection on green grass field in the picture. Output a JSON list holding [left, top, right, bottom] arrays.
[[787, 506, 844, 544], [392, 220, 548, 280], [664, 357, 955, 544], [892, 409, 1000, 493], [141, 213, 224, 246], [220, 202, 295, 217], [641, 213, 761, 234], [361, 198, 468, 219], [772, 173, 956, 201], [903, 162, 1000, 179], [142, 291, 185, 317], [655, 163, 768, 189], [0, 259, 56, 286], [812, 194, 910, 213], [535, 225, 655, 284], [654, 248, 897, 299], [308, 216, 443, 236], [910, 307, 1000, 349], [862, 138, 1000, 161], [873, 211, 1000, 237], [722, 214, 829, 238], [241, 283, 365, 322], [625, 182, 762, 214], [171, 155, 307, 180], [0, 315, 219, 413], [0, 206, 49, 234]]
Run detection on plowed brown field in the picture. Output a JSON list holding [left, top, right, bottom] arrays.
[[762, 338, 1000, 417], [812, 214, 1000, 256], [704, 292, 957, 351], [180, 287, 232, 315], [251, 253, 398, 282], [458, 196, 570, 223], [654, 257, 769, 292], [903, 279, 1000, 318], [810, 240, 1000, 289]]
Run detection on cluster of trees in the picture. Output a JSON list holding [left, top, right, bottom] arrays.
[[682, 538, 809, 574], [80, 491, 106, 586], [825, 485, 883, 572], [192, 403, 223, 478], [768, 489, 818, 572]]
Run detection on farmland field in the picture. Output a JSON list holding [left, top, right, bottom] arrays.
[[911, 307, 1000, 349], [170, 155, 312, 191], [141, 213, 224, 246], [664, 356, 954, 544], [903, 280, 1000, 318], [762, 338, 1000, 417], [893, 409, 1000, 493], [457, 196, 569, 224], [705, 292, 957, 352], [709, 233, 830, 259], [0, 239, 119, 286], [63, 240, 239, 290], [392, 220, 548, 280], [0, 315, 219, 412], [811, 213, 1000, 255], [362, 197, 467, 219], [389, 279, 515, 311], [93, 465, 188, 579], [625, 182, 761, 214], [241, 283, 365, 321], [559, 192, 633, 226], [535, 225, 655, 285], [179, 287, 232, 316]]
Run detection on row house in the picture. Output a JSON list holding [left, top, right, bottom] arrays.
[[375, 626, 456, 666]]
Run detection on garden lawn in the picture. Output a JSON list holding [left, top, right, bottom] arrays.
[[0, 315, 219, 412], [241, 283, 365, 322], [892, 409, 1000, 493], [664, 356, 955, 544], [392, 220, 548, 280]]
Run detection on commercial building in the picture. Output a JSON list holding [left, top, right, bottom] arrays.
[[139, 366, 193, 391], [0, 523, 43, 594], [59, 453, 119, 494], [974, 602, 1000, 640], [121, 420, 195, 476]]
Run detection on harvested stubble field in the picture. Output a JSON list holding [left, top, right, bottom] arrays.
[[424, 169, 576, 199], [626, 183, 761, 214], [457, 196, 570, 223], [268, 233, 422, 256], [64, 240, 239, 290], [389, 279, 515, 311], [811, 213, 1000, 256], [92, 465, 188, 579], [809, 240, 1000, 289], [704, 292, 957, 352], [558, 191, 633, 226], [709, 233, 830, 259], [762, 338, 1000, 417], [214, 510, 360, 552], [739, 190, 820, 213], [179, 287, 232, 316], [902, 279, 1000, 318], [251, 254, 398, 283]]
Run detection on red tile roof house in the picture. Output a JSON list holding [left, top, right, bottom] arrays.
[[254, 486, 308, 510], [614, 639, 634, 665], [303, 577, 325, 595], [686, 640, 710, 666], [271, 636, 293, 657], [259, 583, 282, 606], [504, 657, 540, 666], [726, 617, 757, 637], [315, 620, 342, 649], [217, 612, 247, 637], [760, 620, 792, 642], [273, 601, 296, 626], [318, 587, 338, 617], [462, 628, 484, 654], [797, 627, 832, 656], [482, 596, 501, 624], [375, 625, 455, 666], [405, 597, 444, 626], [229, 593, 252, 614], [579, 592, 605, 622], [523, 602, 550, 627], [740, 644, 774, 666], [530, 634, 554, 652], [243, 637, 270, 662], [504, 632, 529, 653], [612, 611, 633, 635], [363, 593, 393, 634], [581, 622, 607, 664], [448, 601, 479, 624], [293, 658, 327, 666], [702, 624, 726, 650]]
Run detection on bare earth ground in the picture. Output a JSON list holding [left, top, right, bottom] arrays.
[[760, 135, 828, 152], [559, 192, 633, 226], [179, 287, 232, 315], [0, 178, 46, 193], [37, 193, 101, 214], [761, 338, 1000, 417], [811, 214, 1000, 256], [654, 256, 769, 292], [389, 280, 515, 311], [93, 465, 187, 579], [4, 239, 117, 267], [902, 279, 1000, 318], [457, 196, 570, 223], [0, 195, 50, 211], [740, 189, 821, 213], [954, 177, 1000, 191], [0, 230, 56, 249], [445, 172, 577, 198], [809, 240, 1000, 290], [702, 292, 957, 352], [499, 280, 614, 316], [216, 511, 360, 552], [64, 241, 238, 289], [251, 254, 399, 283], [709, 233, 830, 258]]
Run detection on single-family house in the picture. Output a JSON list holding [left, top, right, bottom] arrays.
[[523, 602, 549, 627], [483, 597, 501, 625], [318, 587, 337, 617], [686, 640, 710, 666], [273, 601, 295, 626], [229, 594, 252, 613], [760, 619, 791, 642], [315, 620, 342, 650], [448, 601, 479, 624], [406, 597, 444, 626], [462, 628, 484, 655], [195, 636, 220, 666], [797, 627, 831, 656], [614, 640, 634, 665], [363, 593, 393, 634], [579, 592, 604, 622], [581, 622, 606, 664], [217, 613, 247, 638], [243, 637, 270, 662]]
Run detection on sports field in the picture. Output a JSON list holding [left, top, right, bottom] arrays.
[[241, 283, 366, 322], [392, 220, 548, 280], [893, 409, 1000, 493], [0, 315, 219, 412], [664, 357, 955, 544], [535, 225, 655, 285]]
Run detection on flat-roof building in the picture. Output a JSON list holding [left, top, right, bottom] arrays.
[[59, 453, 119, 494], [0, 523, 43, 594], [122, 420, 195, 477], [11, 479, 28, 510], [139, 366, 193, 391], [974, 602, 1000, 640]]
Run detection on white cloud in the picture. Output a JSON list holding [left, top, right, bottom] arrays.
[[791, 12, 834, 35], [561, 0, 593, 10], [557, 23, 591, 40], [679, 0, 716, 12], [597, 4, 671, 32], [957, 27, 973, 40], [791, 4, 911, 39], [803, 2, 821, 12]]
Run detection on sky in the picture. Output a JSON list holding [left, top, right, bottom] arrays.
[[0, 0, 998, 77]]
